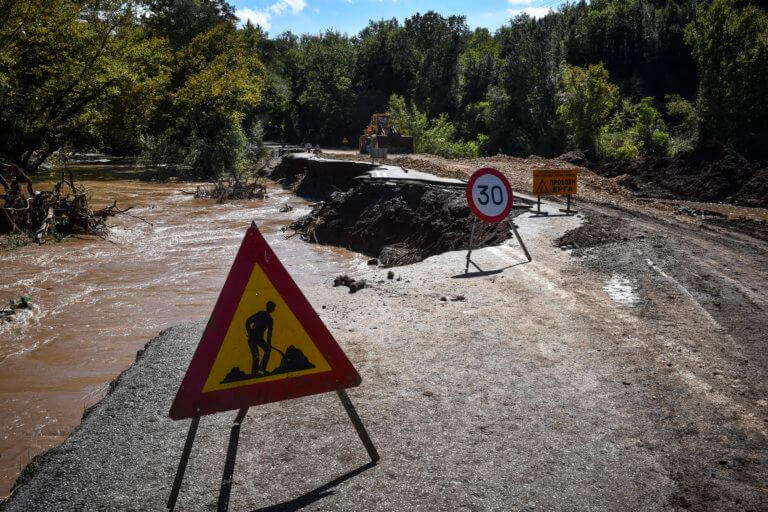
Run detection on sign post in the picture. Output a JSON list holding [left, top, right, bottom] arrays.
[[531, 169, 580, 216], [166, 222, 378, 510], [465, 168, 532, 273]]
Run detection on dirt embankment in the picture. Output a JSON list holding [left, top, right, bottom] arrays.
[[596, 147, 768, 207], [289, 180, 520, 267]]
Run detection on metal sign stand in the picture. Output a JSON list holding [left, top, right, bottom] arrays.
[[508, 219, 532, 263], [530, 195, 549, 216], [464, 216, 532, 274], [465, 218, 482, 274], [558, 195, 578, 216], [167, 394, 378, 511]]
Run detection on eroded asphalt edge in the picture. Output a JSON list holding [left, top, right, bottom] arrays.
[[2, 197, 766, 511]]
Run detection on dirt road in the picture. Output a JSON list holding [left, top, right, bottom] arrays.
[[2, 155, 767, 510]]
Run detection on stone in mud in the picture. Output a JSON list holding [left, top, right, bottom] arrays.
[[333, 274, 366, 293]]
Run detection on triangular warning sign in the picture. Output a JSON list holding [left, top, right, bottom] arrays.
[[535, 180, 550, 195], [169, 226, 361, 420]]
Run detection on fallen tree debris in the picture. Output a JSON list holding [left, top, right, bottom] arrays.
[[1, 163, 132, 243], [191, 175, 267, 203]]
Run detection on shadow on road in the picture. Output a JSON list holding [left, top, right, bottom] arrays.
[[246, 462, 377, 512], [451, 260, 528, 279]]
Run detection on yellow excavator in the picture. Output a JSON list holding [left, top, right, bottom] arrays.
[[359, 113, 414, 155]]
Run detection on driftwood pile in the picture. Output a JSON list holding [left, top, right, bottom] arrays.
[[190, 175, 268, 203], [0, 163, 130, 243]]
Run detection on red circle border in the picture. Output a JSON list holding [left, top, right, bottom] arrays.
[[466, 167, 514, 223]]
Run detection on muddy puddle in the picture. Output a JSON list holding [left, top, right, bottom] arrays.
[[0, 165, 366, 496]]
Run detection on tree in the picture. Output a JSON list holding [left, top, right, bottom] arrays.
[[146, 22, 264, 177], [0, 0, 140, 171], [685, 0, 768, 152], [292, 31, 356, 145], [556, 63, 619, 154], [404, 11, 470, 119], [489, 13, 567, 156]]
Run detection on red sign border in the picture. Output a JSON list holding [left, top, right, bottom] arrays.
[[169, 227, 361, 420], [466, 167, 514, 223]]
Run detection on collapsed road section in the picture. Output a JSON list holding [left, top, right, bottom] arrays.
[[273, 153, 530, 266]]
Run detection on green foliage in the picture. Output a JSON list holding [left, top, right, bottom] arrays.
[[142, 19, 264, 178], [293, 31, 356, 145], [387, 93, 428, 149], [404, 12, 470, 119], [0, 0, 140, 171], [557, 63, 619, 154], [665, 94, 698, 156], [2, 0, 764, 172], [685, 0, 768, 148], [565, 0, 697, 99], [598, 97, 670, 159], [387, 94, 480, 158]]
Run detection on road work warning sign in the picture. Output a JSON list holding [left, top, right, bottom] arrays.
[[169, 226, 361, 420], [532, 169, 579, 196]]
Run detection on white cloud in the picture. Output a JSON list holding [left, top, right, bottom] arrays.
[[237, 7, 272, 29], [507, 6, 554, 19], [236, 0, 307, 30], [269, 0, 307, 16]]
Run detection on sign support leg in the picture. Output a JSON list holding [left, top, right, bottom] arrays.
[[508, 220, 532, 262], [531, 195, 548, 216], [465, 218, 478, 274], [558, 195, 578, 215], [168, 416, 200, 511], [336, 388, 379, 463]]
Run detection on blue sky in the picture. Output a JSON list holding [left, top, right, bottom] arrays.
[[232, 0, 565, 37]]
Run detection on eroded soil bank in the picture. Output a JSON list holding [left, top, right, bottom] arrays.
[[289, 180, 521, 267], [595, 146, 768, 207]]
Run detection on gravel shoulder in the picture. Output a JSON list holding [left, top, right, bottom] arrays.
[[3, 170, 768, 511]]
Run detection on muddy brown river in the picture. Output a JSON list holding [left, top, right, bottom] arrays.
[[0, 165, 364, 496]]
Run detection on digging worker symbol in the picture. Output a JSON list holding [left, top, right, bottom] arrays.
[[246, 301, 276, 375]]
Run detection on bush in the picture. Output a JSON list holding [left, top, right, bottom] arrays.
[[665, 94, 698, 156], [556, 63, 619, 154], [598, 98, 670, 160], [387, 95, 480, 158]]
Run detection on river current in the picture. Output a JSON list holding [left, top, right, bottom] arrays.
[[0, 165, 364, 496]]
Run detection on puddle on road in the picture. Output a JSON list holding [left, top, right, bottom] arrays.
[[0, 166, 365, 496], [603, 274, 640, 307]]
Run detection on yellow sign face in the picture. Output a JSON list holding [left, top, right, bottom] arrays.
[[532, 169, 579, 196], [202, 262, 332, 393]]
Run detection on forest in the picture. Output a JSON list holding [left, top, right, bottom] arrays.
[[1, 0, 767, 178]]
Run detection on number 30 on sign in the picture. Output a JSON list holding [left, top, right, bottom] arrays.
[[466, 167, 514, 223]]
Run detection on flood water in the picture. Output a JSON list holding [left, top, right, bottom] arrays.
[[0, 165, 365, 497]]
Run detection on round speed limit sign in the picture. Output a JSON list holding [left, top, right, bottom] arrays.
[[466, 167, 514, 223]]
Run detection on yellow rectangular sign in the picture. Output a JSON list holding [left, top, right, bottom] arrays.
[[532, 169, 579, 196]]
